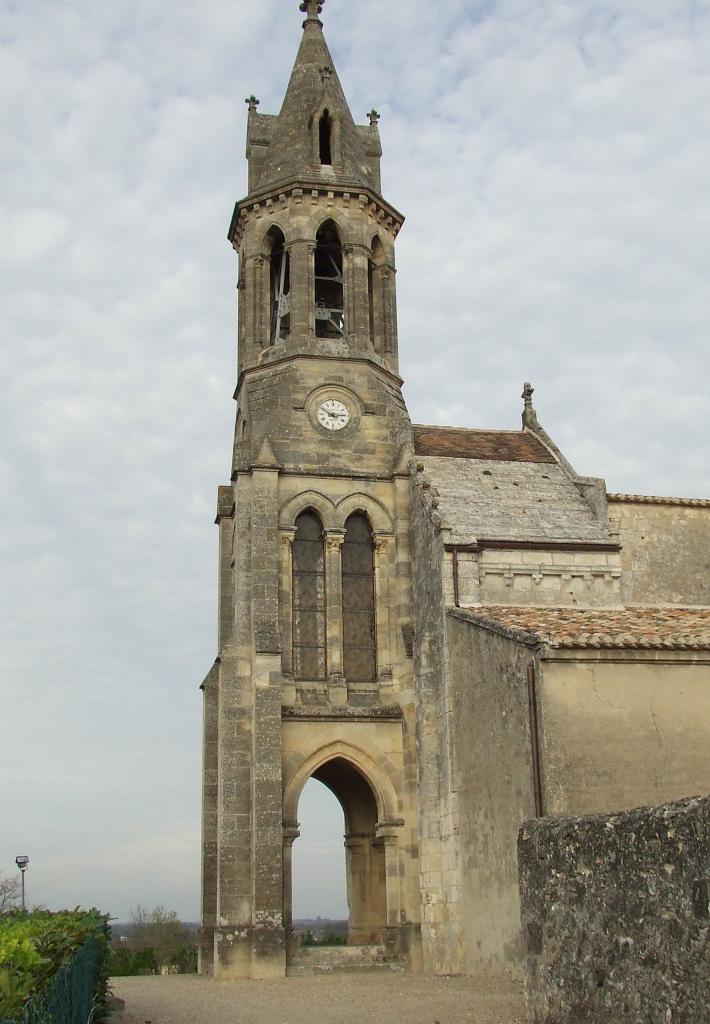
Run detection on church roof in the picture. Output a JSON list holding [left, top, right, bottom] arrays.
[[252, 4, 377, 193], [457, 605, 710, 651], [418, 447, 613, 545], [413, 425, 555, 463]]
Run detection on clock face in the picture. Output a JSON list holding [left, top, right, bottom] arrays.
[[317, 398, 351, 431]]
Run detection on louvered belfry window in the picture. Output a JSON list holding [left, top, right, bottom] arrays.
[[342, 513, 376, 682], [292, 511, 327, 680]]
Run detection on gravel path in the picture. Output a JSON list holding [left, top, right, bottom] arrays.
[[112, 974, 526, 1024]]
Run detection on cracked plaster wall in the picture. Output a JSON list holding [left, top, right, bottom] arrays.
[[538, 657, 710, 816]]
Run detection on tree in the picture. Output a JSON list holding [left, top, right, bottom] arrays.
[[0, 873, 20, 915], [124, 906, 196, 974]]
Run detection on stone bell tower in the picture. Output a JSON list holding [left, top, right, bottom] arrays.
[[200, 0, 422, 980]]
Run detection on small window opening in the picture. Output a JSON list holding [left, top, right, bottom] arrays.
[[314, 221, 345, 338], [268, 228, 290, 345], [319, 109, 333, 165]]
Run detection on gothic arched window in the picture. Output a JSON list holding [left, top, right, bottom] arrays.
[[342, 513, 376, 682], [314, 220, 345, 338], [267, 226, 290, 345], [292, 511, 327, 681]]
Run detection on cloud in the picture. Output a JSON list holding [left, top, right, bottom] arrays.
[[2, 0, 709, 920]]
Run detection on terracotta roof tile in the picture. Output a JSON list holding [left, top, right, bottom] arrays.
[[413, 425, 555, 463], [608, 493, 710, 508], [458, 605, 710, 651]]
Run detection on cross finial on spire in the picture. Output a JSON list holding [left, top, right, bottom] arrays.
[[299, 0, 324, 24], [245, 95, 260, 113], [367, 109, 381, 127]]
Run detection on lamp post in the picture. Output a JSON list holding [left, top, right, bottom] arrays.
[[15, 856, 29, 913]]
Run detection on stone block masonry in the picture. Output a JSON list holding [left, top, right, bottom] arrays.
[[517, 795, 710, 1023]]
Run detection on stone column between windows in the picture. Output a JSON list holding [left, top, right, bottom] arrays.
[[324, 530, 346, 703], [344, 242, 371, 351], [380, 263, 398, 356], [286, 239, 315, 340], [248, 254, 266, 359], [374, 534, 393, 684], [279, 529, 296, 704]]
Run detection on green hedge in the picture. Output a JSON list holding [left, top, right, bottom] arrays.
[[0, 910, 109, 1023]]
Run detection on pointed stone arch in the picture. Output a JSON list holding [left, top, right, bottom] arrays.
[[283, 739, 400, 827], [258, 220, 291, 255], [279, 490, 337, 532], [312, 211, 350, 245], [335, 493, 393, 535]]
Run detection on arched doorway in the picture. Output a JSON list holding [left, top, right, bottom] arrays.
[[286, 755, 389, 949], [291, 777, 347, 925]]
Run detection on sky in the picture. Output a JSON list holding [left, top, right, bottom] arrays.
[[1, 0, 709, 923]]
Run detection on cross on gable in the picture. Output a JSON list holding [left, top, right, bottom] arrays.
[[299, 0, 324, 21]]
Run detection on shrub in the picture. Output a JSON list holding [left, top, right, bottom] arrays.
[[0, 909, 109, 1022]]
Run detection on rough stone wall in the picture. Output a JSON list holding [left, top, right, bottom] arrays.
[[409, 466, 464, 974], [446, 610, 539, 976], [609, 499, 710, 605], [518, 795, 710, 1024], [538, 655, 710, 816]]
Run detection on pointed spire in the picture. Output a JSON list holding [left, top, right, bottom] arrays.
[[250, 1, 376, 193]]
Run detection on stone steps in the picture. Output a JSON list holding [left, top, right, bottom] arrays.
[[286, 943, 406, 976]]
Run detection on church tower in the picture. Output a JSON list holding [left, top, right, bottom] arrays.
[[200, 1, 422, 979]]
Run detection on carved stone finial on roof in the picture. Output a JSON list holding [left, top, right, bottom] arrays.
[[367, 109, 381, 127], [522, 382, 539, 428], [300, 0, 324, 24], [245, 95, 260, 113]]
